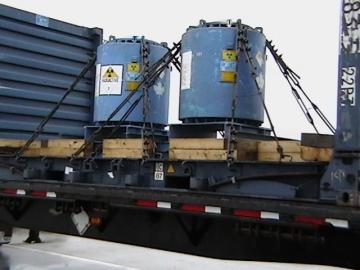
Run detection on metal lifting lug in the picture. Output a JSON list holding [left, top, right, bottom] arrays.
[[199, 19, 206, 26], [181, 160, 194, 176], [41, 157, 53, 169], [110, 159, 124, 172]]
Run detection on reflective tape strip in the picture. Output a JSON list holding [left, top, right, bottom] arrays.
[[136, 200, 157, 208], [234, 209, 261, 218], [181, 204, 205, 213], [16, 189, 26, 195], [261, 211, 279, 220], [64, 166, 73, 175], [46, 192, 57, 198], [31, 191, 47, 197], [325, 218, 349, 229], [157, 201, 171, 209], [295, 215, 325, 226], [3, 189, 17, 195], [3, 189, 26, 195], [205, 206, 221, 214]]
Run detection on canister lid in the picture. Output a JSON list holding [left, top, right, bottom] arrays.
[[186, 19, 262, 33], [104, 36, 168, 48]]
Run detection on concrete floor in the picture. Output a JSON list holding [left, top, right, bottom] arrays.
[[0, 229, 348, 270]]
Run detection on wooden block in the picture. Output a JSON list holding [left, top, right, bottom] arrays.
[[258, 152, 303, 162], [258, 140, 301, 152], [169, 138, 225, 150], [46, 139, 84, 149], [0, 139, 85, 157], [0, 139, 42, 156], [301, 146, 333, 162], [40, 147, 83, 158], [0, 139, 41, 148], [102, 148, 143, 159], [169, 149, 236, 161], [38, 139, 85, 158], [102, 139, 154, 159], [22, 149, 42, 157], [103, 139, 154, 150], [236, 138, 259, 160], [258, 140, 302, 162]]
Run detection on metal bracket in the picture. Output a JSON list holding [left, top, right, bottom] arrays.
[[83, 158, 98, 172]]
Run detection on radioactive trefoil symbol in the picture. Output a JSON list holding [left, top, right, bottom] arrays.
[[103, 67, 118, 79]]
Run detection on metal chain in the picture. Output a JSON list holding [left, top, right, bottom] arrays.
[[239, 27, 286, 160], [171, 51, 181, 72], [72, 42, 182, 159], [103, 43, 181, 143], [266, 40, 335, 134], [226, 20, 242, 163], [103, 44, 181, 142], [140, 38, 155, 159]]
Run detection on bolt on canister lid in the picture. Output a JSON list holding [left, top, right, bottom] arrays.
[[104, 35, 168, 48], [186, 19, 260, 32]]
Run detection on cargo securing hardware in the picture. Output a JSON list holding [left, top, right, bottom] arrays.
[[0, 1, 360, 268]]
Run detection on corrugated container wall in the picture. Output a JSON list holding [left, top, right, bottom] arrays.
[[0, 4, 102, 139]]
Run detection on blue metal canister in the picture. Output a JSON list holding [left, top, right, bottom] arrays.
[[179, 21, 266, 126], [93, 37, 170, 127]]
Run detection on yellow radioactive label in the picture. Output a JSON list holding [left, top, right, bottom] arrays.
[[102, 66, 119, 79], [221, 71, 236, 83], [128, 62, 140, 73], [222, 50, 237, 61], [127, 81, 139, 91]]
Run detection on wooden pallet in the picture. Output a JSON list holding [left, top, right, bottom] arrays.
[[258, 140, 333, 162], [169, 138, 333, 162], [0, 139, 41, 156], [258, 141, 302, 162], [40, 139, 85, 157], [0, 139, 84, 157], [236, 138, 259, 161], [301, 146, 333, 162], [102, 138, 154, 159], [0, 138, 333, 162]]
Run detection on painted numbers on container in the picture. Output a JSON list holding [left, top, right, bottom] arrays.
[[181, 51, 192, 90], [154, 162, 164, 181], [97, 65, 123, 95], [342, 0, 360, 54], [340, 67, 356, 106]]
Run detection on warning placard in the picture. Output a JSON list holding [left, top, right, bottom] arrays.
[[97, 65, 123, 95], [181, 51, 192, 90]]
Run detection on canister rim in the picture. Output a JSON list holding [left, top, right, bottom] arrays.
[[103, 36, 168, 48]]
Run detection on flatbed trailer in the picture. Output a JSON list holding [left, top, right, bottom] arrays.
[[0, 176, 359, 267], [1, 177, 359, 226], [1, 1, 360, 268]]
